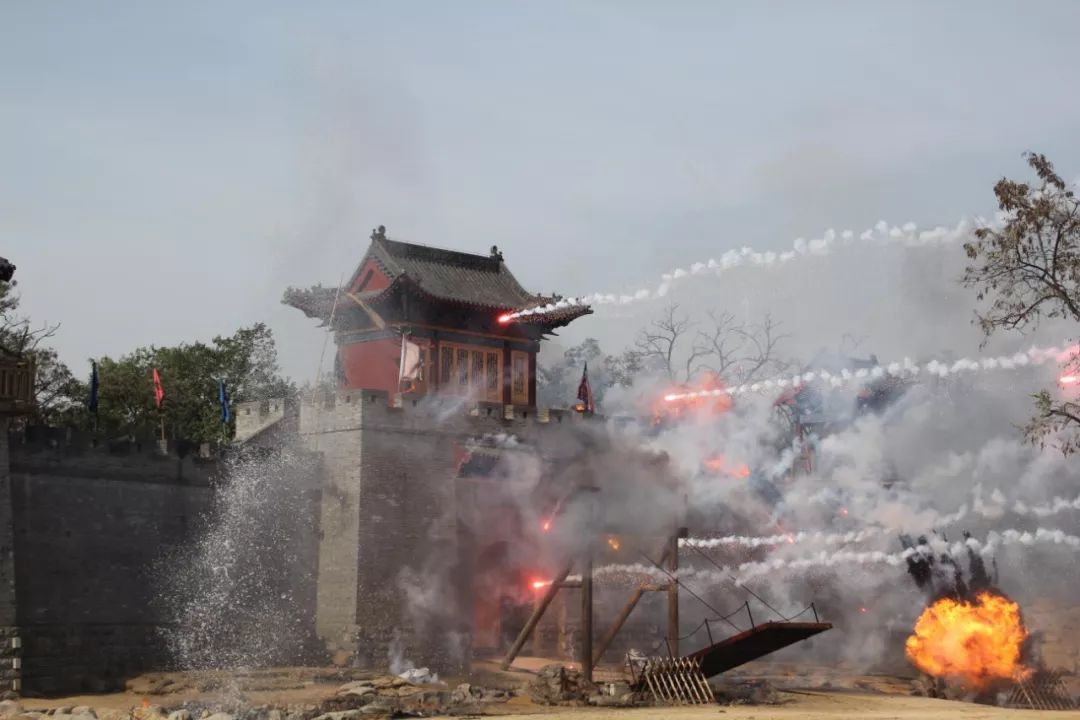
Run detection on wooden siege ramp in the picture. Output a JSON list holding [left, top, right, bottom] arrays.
[[686, 621, 833, 678]]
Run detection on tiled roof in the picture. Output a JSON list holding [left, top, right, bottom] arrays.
[[365, 237, 537, 310], [284, 231, 593, 331]]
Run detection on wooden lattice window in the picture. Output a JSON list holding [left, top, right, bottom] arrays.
[[441, 346, 453, 385], [486, 352, 500, 401], [472, 351, 485, 389], [457, 349, 469, 387]]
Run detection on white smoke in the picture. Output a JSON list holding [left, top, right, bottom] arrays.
[[663, 342, 1078, 401], [505, 216, 985, 320]]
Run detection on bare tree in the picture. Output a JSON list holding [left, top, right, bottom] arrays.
[[693, 311, 790, 385], [634, 303, 790, 385], [961, 152, 1080, 453], [0, 282, 59, 356], [634, 303, 700, 381], [0, 282, 79, 426]]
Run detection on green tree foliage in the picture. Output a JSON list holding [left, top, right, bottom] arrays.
[[91, 323, 296, 444], [1, 275, 295, 442], [962, 152, 1080, 453]]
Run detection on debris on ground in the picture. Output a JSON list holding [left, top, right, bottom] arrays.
[[394, 668, 437, 686], [710, 679, 783, 706], [527, 665, 598, 706]]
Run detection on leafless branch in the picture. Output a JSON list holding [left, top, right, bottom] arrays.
[[694, 311, 790, 385], [634, 303, 696, 381]]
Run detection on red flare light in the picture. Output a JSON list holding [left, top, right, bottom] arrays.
[[531, 579, 552, 590], [542, 519, 552, 532], [703, 454, 751, 479], [653, 371, 732, 425], [497, 313, 513, 325], [1060, 374, 1079, 385]]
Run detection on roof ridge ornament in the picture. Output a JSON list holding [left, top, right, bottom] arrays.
[[490, 245, 504, 262], [371, 225, 387, 241]]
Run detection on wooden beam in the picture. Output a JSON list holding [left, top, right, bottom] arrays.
[[344, 291, 387, 330], [591, 585, 645, 669], [667, 529, 679, 657], [581, 538, 594, 683], [500, 562, 573, 670]]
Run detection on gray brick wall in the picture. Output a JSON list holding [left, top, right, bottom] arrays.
[[6, 440, 214, 694], [300, 391, 589, 674], [0, 419, 20, 692]]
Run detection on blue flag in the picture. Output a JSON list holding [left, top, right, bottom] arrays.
[[88, 361, 99, 413], [219, 380, 231, 424]]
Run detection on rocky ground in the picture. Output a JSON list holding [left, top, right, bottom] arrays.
[[5, 660, 1080, 720]]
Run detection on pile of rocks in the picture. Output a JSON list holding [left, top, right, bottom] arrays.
[[524, 665, 637, 708], [1, 702, 103, 720], [315, 675, 514, 718], [709, 679, 782, 706], [0, 673, 517, 720], [528, 664, 597, 706]]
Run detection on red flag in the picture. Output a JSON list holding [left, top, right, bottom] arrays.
[[152, 368, 165, 409]]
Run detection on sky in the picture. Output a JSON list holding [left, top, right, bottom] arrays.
[[4, 1, 1080, 382]]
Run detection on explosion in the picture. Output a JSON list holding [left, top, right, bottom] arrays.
[[905, 591, 1029, 688]]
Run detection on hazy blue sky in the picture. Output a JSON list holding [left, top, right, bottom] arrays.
[[4, 1, 1080, 380]]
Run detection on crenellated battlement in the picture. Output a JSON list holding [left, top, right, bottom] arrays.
[[298, 388, 592, 439], [7, 426, 220, 486]]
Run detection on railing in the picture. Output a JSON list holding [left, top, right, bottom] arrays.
[[0, 357, 34, 414]]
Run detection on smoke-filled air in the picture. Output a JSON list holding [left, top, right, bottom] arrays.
[[9, 3, 1080, 718]]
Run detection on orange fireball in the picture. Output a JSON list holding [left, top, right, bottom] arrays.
[[905, 591, 1028, 688]]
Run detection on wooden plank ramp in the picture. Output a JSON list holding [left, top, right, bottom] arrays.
[[686, 621, 832, 678]]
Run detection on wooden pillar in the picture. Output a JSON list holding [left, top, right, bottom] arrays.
[[527, 345, 537, 407], [502, 342, 512, 405], [580, 539, 594, 682], [667, 530, 679, 657], [431, 332, 440, 392]]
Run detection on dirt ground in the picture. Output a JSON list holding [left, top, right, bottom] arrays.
[[487, 692, 1080, 719], [16, 660, 1080, 720]]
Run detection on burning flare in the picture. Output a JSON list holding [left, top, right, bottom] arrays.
[[905, 591, 1029, 688], [703, 454, 751, 479], [654, 371, 733, 424]]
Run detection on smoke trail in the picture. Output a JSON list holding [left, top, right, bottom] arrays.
[[976, 488, 1080, 519], [682, 528, 885, 549], [681, 488, 1080, 551], [719, 528, 1080, 582], [502, 217, 983, 321], [663, 342, 1079, 402], [591, 528, 1080, 585]]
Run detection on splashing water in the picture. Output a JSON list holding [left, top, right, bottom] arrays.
[[155, 445, 322, 674]]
